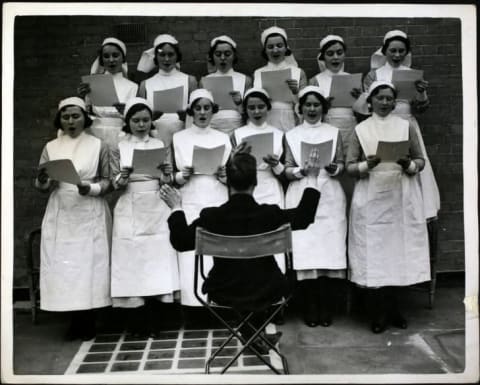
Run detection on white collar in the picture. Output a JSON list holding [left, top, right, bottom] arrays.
[[191, 123, 212, 133], [158, 68, 178, 76], [247, 120, 268, 129], [372, 112, 392, 122], [104, 70, 123, 78], [266, 60, 289, 70], [302, 119, 323, 129], [129, 133, 151, 143], [214, 68, 235, 76]]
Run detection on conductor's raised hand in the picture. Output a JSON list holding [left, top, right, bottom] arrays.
[[77, 82, 91, 99], [181, 166, 194, 181], [366, 155, 381, 169], [286, 79, 299, 95], [159, 184, 182, 210]]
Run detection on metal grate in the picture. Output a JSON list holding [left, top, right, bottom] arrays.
[[113, 23, 146, 44]]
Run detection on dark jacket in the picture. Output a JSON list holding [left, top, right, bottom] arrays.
[[168, 187, 320, 311]]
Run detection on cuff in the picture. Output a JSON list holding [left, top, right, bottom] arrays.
[[170, 206, 183, 213], [358, 161, 369, 174], [272, 163, 285, 175], [88, 183, 102, 196], [292, 167, 304, 179], [175, 172, 187, 185]]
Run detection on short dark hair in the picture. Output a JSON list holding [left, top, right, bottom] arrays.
[[298, 91, 330, 116], [226, 152, 257, 190], [381, 36, 411, 55], [153, 42, 182, 65], [208, 40, 238, 65], [366, 84, 397, 106], [122, 104, 153, 134], [242, 91, 272, 112], [319, 40, 347, 60], [186, 99, 219, 116], [261, 33, 292, 61], [54, 105, 93, 130], [98, 43, 126, 66]]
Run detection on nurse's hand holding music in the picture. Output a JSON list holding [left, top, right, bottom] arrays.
[[366, 155, 381, 169]]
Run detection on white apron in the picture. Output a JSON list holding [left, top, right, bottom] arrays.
[[285, 123, 347, 271], [348, 115, 430, 287], [234, 122, 286, 271], [88, 72, 138, 150], [205, 70, 246, 135], [40, 133, 112, 311], [374, 65, 440, 219], [111, 138, 179, 298], [146, 68, 189, 147], [173, 125, 232, 306], [254, 62, 301, 132]]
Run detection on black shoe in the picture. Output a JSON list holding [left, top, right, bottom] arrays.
[[303, 303, 319, 327], [371, 317, 387, 334], [390, 313, 408, 329], [318, 314, 332, 327]]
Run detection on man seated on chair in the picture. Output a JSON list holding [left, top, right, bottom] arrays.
[[159, 145, 321, 351]]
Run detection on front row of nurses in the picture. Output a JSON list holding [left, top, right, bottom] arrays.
[[35, 82, 430, 340]]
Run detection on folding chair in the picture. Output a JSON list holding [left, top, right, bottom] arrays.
[[194, 223, 293, 374], [24, 227, 41, 324]]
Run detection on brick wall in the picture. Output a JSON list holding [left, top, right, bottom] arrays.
[[12, 16, 464, 286]]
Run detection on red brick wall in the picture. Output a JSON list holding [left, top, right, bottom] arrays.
[[13, 16, 463, 286]]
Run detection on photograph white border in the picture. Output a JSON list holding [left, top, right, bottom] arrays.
[[2, 2, 478, 384]]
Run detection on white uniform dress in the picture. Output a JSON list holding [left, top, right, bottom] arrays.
[[364, 63, 440, 219], [145, 68, 190, 147], [202, 69, 246, 135], [87, 72, 138, 150], [173, 125, 232, 306], [253, 61, 301, 132], [110, 134, 179, 306], [347, 113, 430, 287], [313, 70, 357, 153], [38, 132, 112, 311], [284, 122, 347, 280], [233, 121, 286, 271]]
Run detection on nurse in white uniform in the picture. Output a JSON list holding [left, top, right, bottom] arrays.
[[110, 97, 179, 337], [172, 89, 232, 310], [200, 35, 252, 135], [363, 30, 440, 255], [78, 37, 138, 151], [253, 26, 307, 132], [233, 88, 286, 272], [284, 86, 347, 328], [137, 34, 198, 147], [347, 81, 430, 333], [35, 97, 112, 340]]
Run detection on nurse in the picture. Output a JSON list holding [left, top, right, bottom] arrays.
[[284, 86, 347, 328], [35, 97, 112, 340], [233, 87, 286, 272], [309, 35, 359, 207], [309, 35, 359, 151], [77, 37, 138, 150], [137, 34, 198, 147], [347, 81, 430, 333], [200, 35, 253, 135], [172, 89, 232, 308], [253, 26, 307, 132], [110, 97, 179, 337], [363, 30, 440, 234]]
